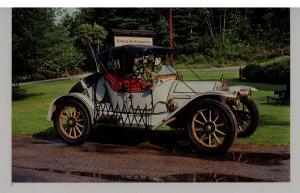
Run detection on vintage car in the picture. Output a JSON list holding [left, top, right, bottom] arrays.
[[47, 45, 259, 154]]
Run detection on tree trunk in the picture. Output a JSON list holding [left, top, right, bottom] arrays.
[[205, 15, 214, 40], [223, 8, 226, 45]]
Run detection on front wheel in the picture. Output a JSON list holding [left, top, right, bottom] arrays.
[[233, 99, 259, 138], [186, 99, 237, 154], [53, 98, 91, 145]]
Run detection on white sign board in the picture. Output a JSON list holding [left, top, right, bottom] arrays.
[[114, 36, 153, 47]]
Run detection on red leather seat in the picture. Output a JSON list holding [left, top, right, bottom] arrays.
[[104, 74, 149, 92]]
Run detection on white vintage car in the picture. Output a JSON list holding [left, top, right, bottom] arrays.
[[48, 45, 259, 154]]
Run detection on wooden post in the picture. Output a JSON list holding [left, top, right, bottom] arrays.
[[169, 8, 173, 67]]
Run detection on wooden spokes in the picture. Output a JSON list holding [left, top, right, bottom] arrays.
[[59, 106, 85, 139], [191, 108, 228, 148]]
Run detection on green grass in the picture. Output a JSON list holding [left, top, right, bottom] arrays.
[[180, 69, 239, 81], [12, 69, 290, 146], [173, 56, 290, 69], [180, 69, 289, 146], [255, 56, 290, 66], [12, 80, 79, 135], [234, 84, 289, 146]]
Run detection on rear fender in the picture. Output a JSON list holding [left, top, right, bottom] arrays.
[[47, 93, 95, 124]]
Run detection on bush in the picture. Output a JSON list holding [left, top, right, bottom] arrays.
[[242, 60, 290, 84], [241, 64, 259, 81], [67, 67, 84, 76], [15, 75, 32, 83], [39, 70, 51, 79], [265, 62, 290, 84], [31, 73, 45, 81], [250, 65, 266, 82], [40, 70, 62, 79]]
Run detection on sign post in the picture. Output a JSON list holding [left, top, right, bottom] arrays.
[[169, 8, 173, 67]]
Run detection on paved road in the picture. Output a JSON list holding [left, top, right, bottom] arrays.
[[12, 129, 289, 183], [17, 73, 93, 86], [16, 66, 241, 86]]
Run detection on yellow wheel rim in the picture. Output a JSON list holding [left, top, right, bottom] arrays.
[[191, 108, 227, 148], [59, 105, 85, 139]]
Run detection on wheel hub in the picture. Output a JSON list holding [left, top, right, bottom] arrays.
[[204, 122, 216, 134], [67, 118, 76, 127]]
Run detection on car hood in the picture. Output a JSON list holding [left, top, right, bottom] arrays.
[[173, 81, 221, 93]]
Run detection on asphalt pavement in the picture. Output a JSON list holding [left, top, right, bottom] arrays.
[[12, 129, 289, 183]]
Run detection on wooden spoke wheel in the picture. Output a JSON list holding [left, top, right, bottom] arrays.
[[54, 98, 91, 145], [186, 99, 237, 154]]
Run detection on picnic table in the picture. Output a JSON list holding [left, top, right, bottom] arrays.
[[267, 84, 290, 105]]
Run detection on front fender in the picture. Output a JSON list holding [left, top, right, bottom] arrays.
[[229, 85, 258, 97], [47, 93, 95, 124], [152, 91, 237, 130]]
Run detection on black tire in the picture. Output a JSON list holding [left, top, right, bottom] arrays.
[[53, 98, 91, 145], [234, 99, 259, 138], [186, 99, 237, 154]]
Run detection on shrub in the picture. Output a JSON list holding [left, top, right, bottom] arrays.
[[250, 65, 266, 82], [242, 59, 290, 84], [39, 70, 52, 79], [40, 70, 62, 79], [31, 73, 45, 81], [16, 75, 32, 83], [48, 71, 62, 79], [67, 67, 84, 76], [241, 64, 259, 81], [265, 62, 290, 84]]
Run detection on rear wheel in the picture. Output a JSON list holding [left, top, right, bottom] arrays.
[[53, 98, 91, 145], [186, 99, 237, 154]]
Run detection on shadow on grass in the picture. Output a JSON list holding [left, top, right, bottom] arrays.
[[259, 114, 290, 127], [32, 126, 189, 149], [260, 101, 290, 106], [12, 88, 44, 101]]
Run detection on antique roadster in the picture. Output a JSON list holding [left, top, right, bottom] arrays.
[[48, 45, 259, 154]]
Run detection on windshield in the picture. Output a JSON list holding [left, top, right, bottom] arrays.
[[130, 52, 177, 84], [157, 65, 177, 75]]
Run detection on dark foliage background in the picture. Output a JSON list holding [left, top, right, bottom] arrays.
[[12, 8, 290, 82]]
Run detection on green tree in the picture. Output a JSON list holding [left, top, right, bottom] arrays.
[[40, 25, 86, 72], [76, 23, 107, 69], [12, 8, 55, 78], [12, 8, 85, 81], [73, 8, 289, 65]]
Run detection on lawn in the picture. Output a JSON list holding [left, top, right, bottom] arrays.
[[12, 69, 290, 146], [12, 80, 76, 136]]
